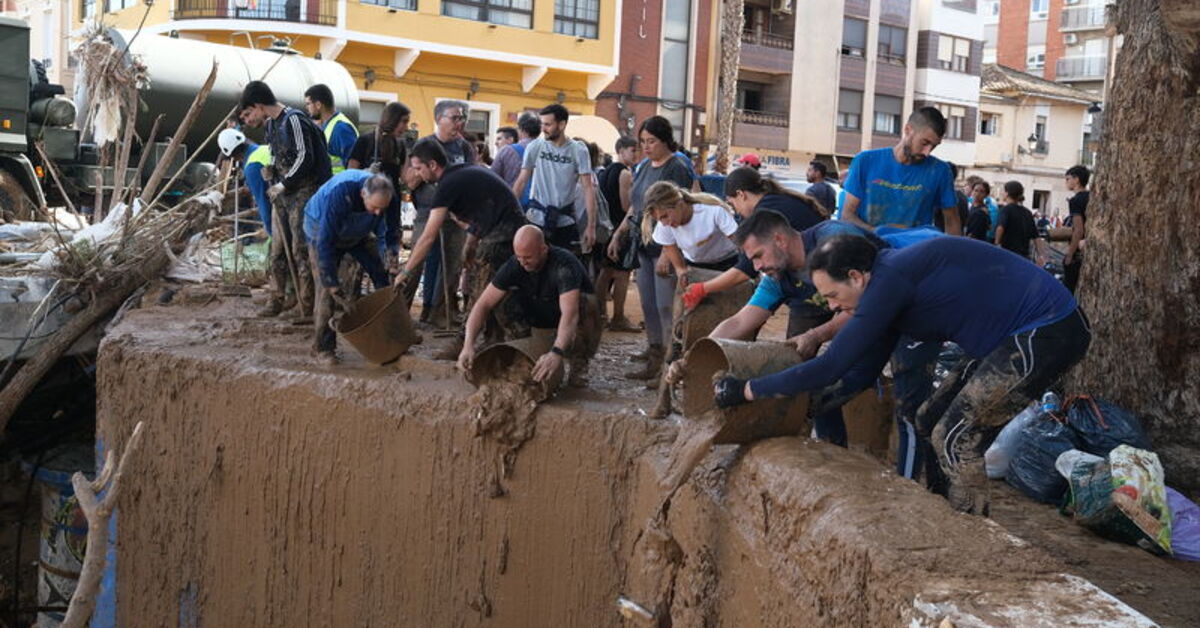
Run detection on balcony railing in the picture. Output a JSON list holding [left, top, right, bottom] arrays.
[[742, 30, 794, 50], [1056, 55, 1107, 80], [737, 109, 789, 127], [173, 0, 338, 25], [1060, 5, 1106, 31]]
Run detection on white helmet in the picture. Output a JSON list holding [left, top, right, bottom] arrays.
[[218, 128, 248, 157]]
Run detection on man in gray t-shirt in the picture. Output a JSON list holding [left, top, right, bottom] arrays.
[[512, 104, 598, 253]]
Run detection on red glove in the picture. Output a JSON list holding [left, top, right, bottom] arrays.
[[682, 282, 708, 310]]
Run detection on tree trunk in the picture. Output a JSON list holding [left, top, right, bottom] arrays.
[[713, 0, 745, 168], [1070, 0, 1200, 493]]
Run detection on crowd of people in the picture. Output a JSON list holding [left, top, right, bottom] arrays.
[[220, 81, 1094, 516]]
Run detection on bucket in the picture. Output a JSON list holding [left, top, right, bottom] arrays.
[[466, 330, 562, 401], [334, 286, 420, 365], [676, 268, 756, 350], [681, 338, 809, 444], [23, 445, 95, 628]]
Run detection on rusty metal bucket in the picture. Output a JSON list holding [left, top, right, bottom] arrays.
[[676, 268, 755, 350], [465, 329, 562, 401], [334, 287, 420, 365], [681, 338, 809, 444]]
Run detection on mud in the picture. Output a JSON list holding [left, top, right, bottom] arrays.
[[91, 294, 1191, 627]]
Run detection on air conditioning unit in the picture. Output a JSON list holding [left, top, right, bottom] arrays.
[[771, 0, 793, 15], [1064, 33, 1079, 45]]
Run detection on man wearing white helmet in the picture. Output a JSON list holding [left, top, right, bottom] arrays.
[[219, 128, 274, 238]]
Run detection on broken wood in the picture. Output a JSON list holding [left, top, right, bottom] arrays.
[[0, 191, 219, 436], [138, 62, 218, 206], [60, 420, 146, 628]]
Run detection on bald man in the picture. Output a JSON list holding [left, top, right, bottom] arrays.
[[458, 225, 601, 388]]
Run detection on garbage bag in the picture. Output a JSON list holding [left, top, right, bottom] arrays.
[[985, 402, 1038, 479], [1167, 487, 1200, 561], [1005, 415, 1080, 503], [1063, 395, 1151, 456], [1108, 445, 1171, 554]]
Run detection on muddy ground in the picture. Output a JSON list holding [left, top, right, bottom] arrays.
[[78, 279, 1195, 626]]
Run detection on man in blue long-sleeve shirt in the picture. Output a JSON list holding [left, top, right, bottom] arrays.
[[714, 233, 1090, 515], [240, 80, 332, 320], [303, 170, 399, 364]]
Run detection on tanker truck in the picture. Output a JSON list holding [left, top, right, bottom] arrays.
[[0, 16, 359, 219]]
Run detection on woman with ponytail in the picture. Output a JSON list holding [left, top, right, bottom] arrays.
[[642, 181, 739, 279]]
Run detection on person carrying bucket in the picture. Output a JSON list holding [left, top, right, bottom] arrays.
[[457, 225, 601, 389], [303, 170, 399, 365]]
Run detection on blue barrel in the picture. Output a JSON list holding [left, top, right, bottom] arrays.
[[24, 445, 94, 628]]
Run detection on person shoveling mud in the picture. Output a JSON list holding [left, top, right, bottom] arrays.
[[458, 225, 601, 388]]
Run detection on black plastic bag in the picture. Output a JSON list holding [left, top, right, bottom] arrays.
[[1064, 395, 1151, 456], [1005, 415, 1081, 503]]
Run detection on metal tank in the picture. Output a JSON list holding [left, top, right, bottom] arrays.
[[99, 30, 359, 159]]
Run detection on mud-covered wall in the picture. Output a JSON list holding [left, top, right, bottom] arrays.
[[95, 310, 1155, 627]]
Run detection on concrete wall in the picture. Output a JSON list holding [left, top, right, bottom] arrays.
[[788, 0, 845, 155]]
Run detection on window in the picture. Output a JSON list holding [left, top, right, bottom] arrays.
[[842, 18, 867, 57], [107, 0, 135, 11], [987, 0, 999, 15], [466, 109, 491, 137], [1034, 115, 1047, 140], [980, 112, 1000, 136], [1027, 52, 1045, 70], [937, 104, 966, 140], [837, 89, 862, 130], [937, 35, 972, 72], [555, 0, 599, 39], [660, 0, 691, 104], [1030, 0, 1048, 16], [736, 82, 766, 111], [877, 25, 907, 64], [442, 0, 533, 29], [362, 0, 417, 11], [82, 0, 95, 17], [874, 95, 903, 135]]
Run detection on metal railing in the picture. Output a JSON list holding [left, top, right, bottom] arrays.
[[737, 109, 789, 127], [1060, 5, 1106, 31], [742, 30, 794, 50], [1056, 55, 1107, 80], [173, 0, 338, 25]]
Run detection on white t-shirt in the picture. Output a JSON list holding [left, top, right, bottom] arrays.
[[652, 203, 738, 264]]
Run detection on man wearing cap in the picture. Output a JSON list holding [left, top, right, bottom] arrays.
[[737, 153, 762, 170]]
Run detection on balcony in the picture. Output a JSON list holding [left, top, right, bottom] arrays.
[[173, 0, 338, 26], [1056, 55, 1107, 80], [733, 109, 789, 150], [1060, 6, 1106, 31], [740, 30, 794, 74]]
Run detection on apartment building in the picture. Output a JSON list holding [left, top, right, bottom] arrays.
[[594, 0, 716, 151], [969, 63, 1091, 219], [76, 0, 620, 137], [723, 0, 921, 176], [982, 0, 1115, 96], [912, 0, 984, 168]]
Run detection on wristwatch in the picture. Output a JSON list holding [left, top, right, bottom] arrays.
[[550, 346, 565, 356]]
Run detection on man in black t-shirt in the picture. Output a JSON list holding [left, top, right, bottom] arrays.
[[458, 226, 601, 388], [399, 138, 529, 355], [1063, 165, 1090, 293]]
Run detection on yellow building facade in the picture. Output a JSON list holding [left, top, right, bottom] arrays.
[[79, 0, 620, 138]]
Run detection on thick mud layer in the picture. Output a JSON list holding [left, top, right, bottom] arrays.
[[92, 294, 1195, 627]]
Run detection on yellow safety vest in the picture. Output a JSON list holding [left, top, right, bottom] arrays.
[[323, 111, 358, 174], [246, 144, 272, 167]]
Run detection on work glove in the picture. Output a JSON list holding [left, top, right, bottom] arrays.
[[682, 282, 708, 310], [714, 375, 749, 409]]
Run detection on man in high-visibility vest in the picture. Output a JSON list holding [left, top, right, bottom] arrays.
[[304, 83, 358, 175], [218, 127, 273, 237]]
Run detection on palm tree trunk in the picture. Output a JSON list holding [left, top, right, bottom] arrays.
[[713, 0, 745, 168]]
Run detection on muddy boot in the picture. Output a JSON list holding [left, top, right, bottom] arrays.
[[624, 345, 663, 380], [947, 473, 991, 516], [257, 298, 284, 317], [314, 350, 339, 367], [631, 344, 651, 362], [434, 336, 464, 361], [607, 316, 640, 333]]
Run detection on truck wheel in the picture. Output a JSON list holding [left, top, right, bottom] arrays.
[[0, 170, 35, 222]]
